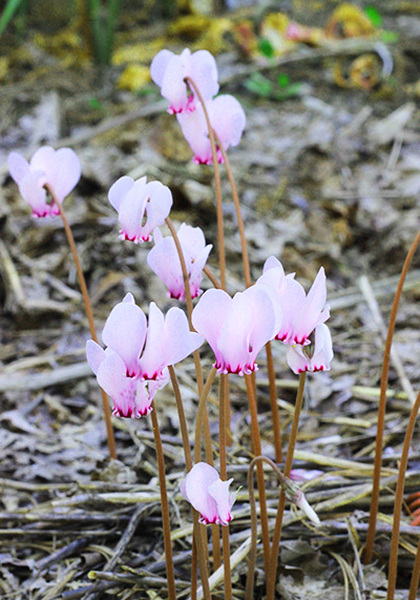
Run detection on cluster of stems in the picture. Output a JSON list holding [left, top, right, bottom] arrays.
[[45, 76, 420, 600]]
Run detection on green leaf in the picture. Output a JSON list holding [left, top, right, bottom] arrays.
[[258, 38, 275, 58], [364, 5, 382, 28], [277, 73, 290, 88], [0, 0, 26, 37], [380, 30, 399, 43], [244, 73, 273, 98], [88, 97, 102, 110]]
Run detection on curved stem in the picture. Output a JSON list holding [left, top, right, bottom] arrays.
[[46, 185, 116, 460], [244, 374, 271, 576], [150, 405, 176, 600], [409, 537, 420, 600], [168, 366, 192, 471], [194, 368, 218, 463], [386, 387, 420, 600], [213, 130, 251, 289], [184, 76, 226, 290], [203, 266, 221, 289], [246, 456, 295, 600], [364, 230, 420, 564], [219, 373, 232, 600], [267, 372, 307, 600], [165, 216, 194, 327]]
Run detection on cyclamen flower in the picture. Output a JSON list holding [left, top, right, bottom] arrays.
[[181, 462, 235, 526], [150, 48, 219, 114], [177, 95, 246, 165], [147, 224, 212, 300], [191, 286, 280, 376], [256, 256, 330, 346], [8, 146, 81, 218], [86, 293, 203, 418], [286, 323, 333, 375], [108, 176, 172, 244]]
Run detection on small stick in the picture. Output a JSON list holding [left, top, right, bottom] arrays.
[[45, 184, 116, 460], [364, 230, 420, 564]]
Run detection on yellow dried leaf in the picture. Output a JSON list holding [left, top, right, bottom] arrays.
[[0, 57, 9, 81], [118, 64, 151, 92], [261, 12, 294, 55], [326, 3, 375, 38], [195, 17, 232, 54], [169, 14, 210, 38], [112, 39, 166, 66]]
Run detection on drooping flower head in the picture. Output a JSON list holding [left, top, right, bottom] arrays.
[[177, 94, 246, 164], [147, 223, 212, 300], [257, 256, 330, 346], [108, 176, 172, 244], [8, 146, 81, 218], [86, 293, 203, 418], [181, 462, 236, 526], [286, 323, 333, 375], [150, 48, 219, 114], [192, 285, 280, 376]]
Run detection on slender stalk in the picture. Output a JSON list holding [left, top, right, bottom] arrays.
[[46, 185, 116, 460], [265, 341, 283, 463], [219, 373, 232, 600], [165, 216, 194, 327], [203, 266, 221, 289], [150, 405, 176, 600], [246, 457, 291, 600], [194, 368, 218, 463], [267, 372, 307, 600], [244, 374, 271, 576], [213, 131, 251, 289], [168, 366, 192, 471], [386, 387, 420, 600], [409, 537, 420, 600], [364, 230, 420, 564], [184, 76, 226, 290]]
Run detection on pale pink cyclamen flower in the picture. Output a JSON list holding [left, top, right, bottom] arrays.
[[147, 224, 212, 300], [256, 256, 330, 346], [177, 94, 246, 164], [86, 293, 203, 418], [150, 48, 219, 114], [286, 323, 333, 374], [8, 146, 81, 218], [181, 462, 236, 526], [108, 176, 172, 244], [191, 285, 281, 376]]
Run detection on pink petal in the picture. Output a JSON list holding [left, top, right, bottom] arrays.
[[147, 236, 183, 298], [311, 323, 333, 372], [244, 284, 278, 362], [86, 340, 106, 375], [117, 178, 149, 242], [102, 293, 147, 376], [150, 49, 174, 86], [108, 176, 136, 212], [139, 302, 165, 379], [208, 95, 246, 151], [134, 380, 154, 417], [18, 170, 49, 217], [142, 181, 173, 238], [8, 152, 30, 184], [192, 289, 232, 365], [177, 107, 211, 164], [181, 462, 219, 524], [96, 350, 139, 418], [189, 50, 219, 101], [163, 306, 203, 366], [217, 291, 255, 374], [46, 148, 81, 201], [160, 51, 190, 114], [208, 478, 235, 526]]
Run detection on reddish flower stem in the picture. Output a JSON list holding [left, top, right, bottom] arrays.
[[184, 76, 226, 290], [386, 387, 420, 600], [219, 373, 232, 600], [45, 185, 116, 460], [267, 371, 307, 600], [364, 230, 420, 564], [244, 374, 271, 576], [409, 537, 420, 600], [150, 404, 177, 600]]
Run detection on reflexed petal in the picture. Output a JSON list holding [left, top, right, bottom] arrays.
[[244, 285, 279, 359], [47, 148, 81, 201], [163, 307, 203, 366], [262, 255, 285, 274], [134, 380, 154, 416], [108, 176, 136, 211], [30, 146, 56, 171], [189, 50, 219, 101], [102, 293, 147, 376], [150, 49, 174, 86], [86, 340, 106, 375], [147, 237, 183, 298], [177, 107, 211, 164], [192, 289, 232, 362], [286, 344, 309, 374], [311, 323, 333, 372], [19, 171, 49, 217], [96, 350, 139, 418], [139, 302, 165, 379], [117, 178, 149, 242], [217, 292, 254, 374], [161, 54, 189, 114], [208, 95, 246, 150], [8, 152, 30, 184], [208, 478, 235, 526], [142, 181, 173, 237], [181, 462, 219, 524]]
